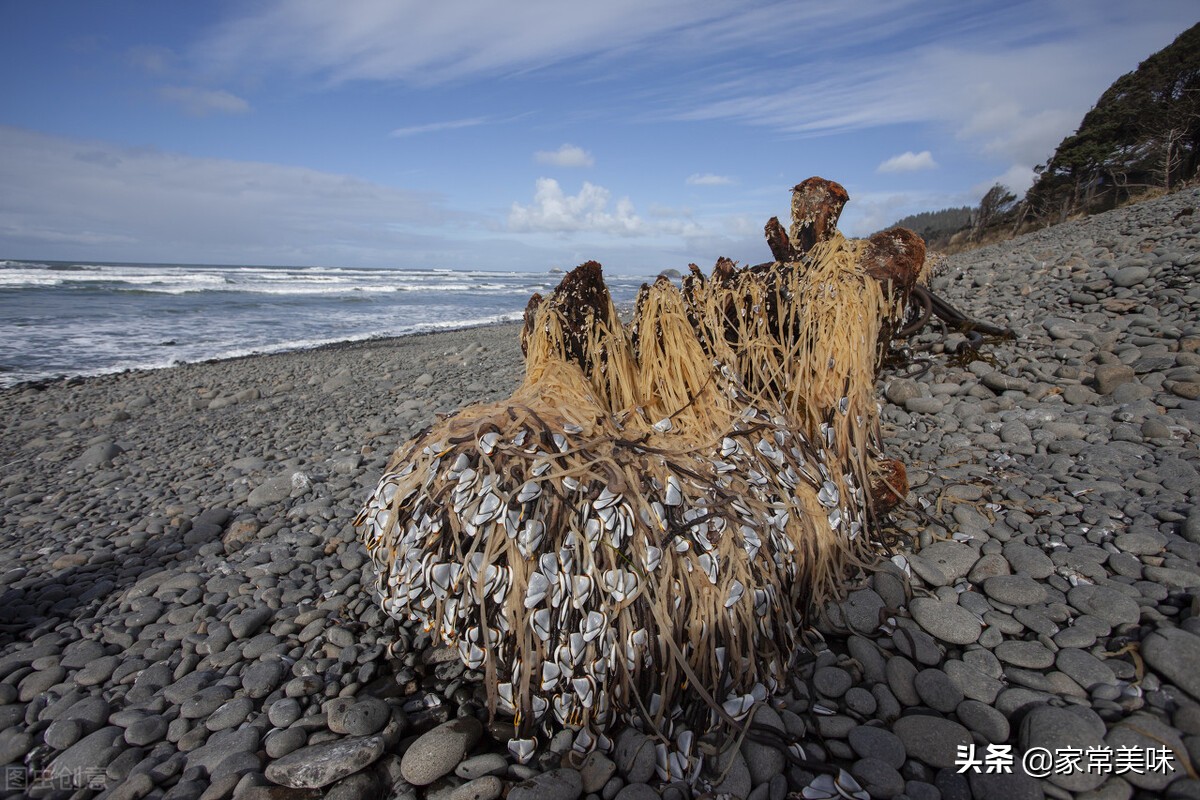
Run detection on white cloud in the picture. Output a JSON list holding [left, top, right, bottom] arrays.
[[686, 173, 734, 186], [509, 179, 641, 235], [877, 150, 937, 173], [390, 117, 489, 137], [158, 86, 250, 116], [0, 126, 464, 265], [534, 144, 594, 168], [508, 178, 704, 238]]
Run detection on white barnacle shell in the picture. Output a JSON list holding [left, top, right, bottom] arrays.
[[723, 693, 754, 719], [508, 738, 536, 764], [603, 568, 638, 603], [664, 475, 683, 506], [531, 608, 552, 641], [725, 579, 745, 608], [581, 610, 605, 643], [818, 481, 839, 508], [593, 486, 621, 510], [652, 417, 673, 433], [516, 481, 541, 503], [478, 431, 500, 455], [540, 660, 561, 691], [525, 572, 550, 608], [570, 575, 593, 609], [572, 676, 596, 708], [642, 545, 663, 573], [518, 519, 545, 557]]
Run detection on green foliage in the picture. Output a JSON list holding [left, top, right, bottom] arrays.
[[1027, 21, 1200, 220]]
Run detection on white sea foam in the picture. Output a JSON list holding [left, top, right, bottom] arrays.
[[0, 259, 649, 388]]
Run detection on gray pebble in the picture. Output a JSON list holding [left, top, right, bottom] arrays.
[[267, 698, 302, 728], [955, 699, 1009, 743], [451, 776, 504, 800], [614, 729, 656, 784], [206, 696, 253, 731], [847, 725, 905, 769], [265, 727, 308, 759], [1142, 626, 1200, 702], [813, 666, 852, 698], [400, 717, 483, 786], [579, 752, 617, 793], [613, 784, 658, 800], [741, 706, 786, 785], [909, 597, 981, 645], [982, 575, 1046, 606], [457, 753, 509, 780], [126, 715, 169, 747], [265, 734, 385, 789], [850, 757, 904, 799], [892, 715, 972, 769], [509, 767, 583, 800], [913, 668, 963, 712], [1067, 584, 1141, 626], [993, 640, 1055, 669], [1019, 705, 1106, 791], [242, 659, 286, 699]]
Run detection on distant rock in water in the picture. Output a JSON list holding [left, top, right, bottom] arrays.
[[657, 268, 682, 280]]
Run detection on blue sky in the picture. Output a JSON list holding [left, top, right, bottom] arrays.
[[1, 2, 1196, 273]]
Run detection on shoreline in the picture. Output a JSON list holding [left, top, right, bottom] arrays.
[[1, 317, 527, 394]]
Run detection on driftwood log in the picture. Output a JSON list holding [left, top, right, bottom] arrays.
[[357, 177, 932, 781]]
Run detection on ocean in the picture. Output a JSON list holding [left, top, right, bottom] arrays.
[[0, 260, 652, 387]]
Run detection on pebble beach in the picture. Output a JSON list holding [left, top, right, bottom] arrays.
[[2, 187, 1200, 800]]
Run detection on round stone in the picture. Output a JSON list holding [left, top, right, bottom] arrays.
[[851, 757, 904, 798], [1067, 584, 1141, 627], [813, 667, 852, 698], [329, 697, 391, 736], [994, 640, 1055, 669], [982, 575, 1046, 606], [509, 768, 584, 800], [847, 726, 905, 769], [913, 669, 963, 713], [268, 698, 302, 728], [400, 717, 483, 786], [955, 699, 1009, 744], [892, 715, 972, 769], [265, 734, 386, 789], [1019, 705, 1106, 792], [125, 715, 169, 747], [909, 598, 981, 645]]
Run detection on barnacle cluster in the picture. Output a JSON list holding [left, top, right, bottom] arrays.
[[356, 178, 921, 781]]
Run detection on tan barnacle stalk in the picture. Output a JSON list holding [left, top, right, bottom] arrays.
[[355, 177, 920, 778]]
